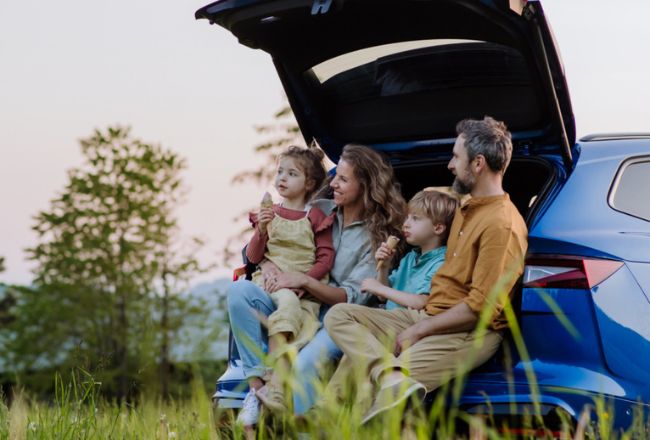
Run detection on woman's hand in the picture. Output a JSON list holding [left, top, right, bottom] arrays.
[[361, 278, 385, 297], [374, 242, 395, 266], [260, 260, 281, 292], [257, 207, 275, 233], [267, 272, 309, 293]]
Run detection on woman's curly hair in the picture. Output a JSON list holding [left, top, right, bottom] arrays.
[[330, 144, 407, 255]]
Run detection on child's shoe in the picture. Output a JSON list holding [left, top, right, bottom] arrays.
[[236, 389, 261, 426]]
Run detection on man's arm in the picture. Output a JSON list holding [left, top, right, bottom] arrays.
[[395, 302, 477, 355]]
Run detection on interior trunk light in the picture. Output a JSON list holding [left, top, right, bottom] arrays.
[[509, 0, 528, 15], [523, 256, 624, 289]]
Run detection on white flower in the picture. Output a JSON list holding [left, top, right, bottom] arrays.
[[169, 432, 177, 439], [28, 422, 38, 432]]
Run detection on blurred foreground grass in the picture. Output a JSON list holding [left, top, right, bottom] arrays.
[[1, 372, 648, 440]]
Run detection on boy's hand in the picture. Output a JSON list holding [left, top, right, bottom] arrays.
[[361, 278, 385, 297], [374, 242, 396, 265], [257, 207, 275, 233]]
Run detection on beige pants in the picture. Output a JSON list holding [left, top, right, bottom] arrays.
[[268, 288, 321, 351], [324, 304, 502, 404]]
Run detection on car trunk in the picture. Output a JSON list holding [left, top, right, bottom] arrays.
[[393, 155, 558, 225], [197, 0, 576, 169]]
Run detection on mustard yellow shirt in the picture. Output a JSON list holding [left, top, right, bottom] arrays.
[[425, 193, 528, 330]]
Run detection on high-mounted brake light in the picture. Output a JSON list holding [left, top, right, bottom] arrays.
[[523, 256, 623, 289]]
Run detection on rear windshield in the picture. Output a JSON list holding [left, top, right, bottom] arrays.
[[303, 40, 542, 143]]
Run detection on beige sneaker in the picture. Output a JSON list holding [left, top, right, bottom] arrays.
[[361, 376, 425, 425]]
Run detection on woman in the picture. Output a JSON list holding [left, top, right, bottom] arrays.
[[226, 144, 406, 425]]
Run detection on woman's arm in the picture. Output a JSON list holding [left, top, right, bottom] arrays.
[[270, 272, 347, 305], [303, 275, 347, 304]]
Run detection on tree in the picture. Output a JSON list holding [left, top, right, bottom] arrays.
[[7, 126, 202, 399], [0, 256, 15, 328], [155, 236, 210, 400]]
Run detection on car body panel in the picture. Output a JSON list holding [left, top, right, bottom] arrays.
[[531, 140, 650, 263]]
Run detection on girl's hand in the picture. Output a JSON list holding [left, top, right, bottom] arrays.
[[374, 242, 395, 265], [361, 278, 385, 297], [268, 272, 308, 293], [257, 207, 275, 233]]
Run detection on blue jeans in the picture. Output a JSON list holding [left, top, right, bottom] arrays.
[[227, 279, 343, 415]]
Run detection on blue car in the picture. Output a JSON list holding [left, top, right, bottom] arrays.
[[196, 0, 650, 432]]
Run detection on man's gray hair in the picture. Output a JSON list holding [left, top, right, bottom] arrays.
[[456, 116, 513, 172]]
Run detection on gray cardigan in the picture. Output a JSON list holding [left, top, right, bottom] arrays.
[[311, 199, 377, 305]]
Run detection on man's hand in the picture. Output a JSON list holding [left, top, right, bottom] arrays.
[[395, 323, 424, 356], [361, 278, 385, 297], [257, 207, 275, 233]]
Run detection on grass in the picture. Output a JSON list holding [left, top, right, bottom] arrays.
[[1, 371, 217, 440], [1, 369, 648, 439], [1, 283, 649, 439]]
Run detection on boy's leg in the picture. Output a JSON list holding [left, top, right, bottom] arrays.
[[324, 303, 415, 384]]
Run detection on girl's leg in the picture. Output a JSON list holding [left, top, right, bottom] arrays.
[[226, 279, 276, 388], [292, 327, 343, 415]]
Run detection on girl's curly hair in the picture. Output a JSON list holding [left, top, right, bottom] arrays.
[[280, 145, 327, 200], [317, 144, 406, 255]]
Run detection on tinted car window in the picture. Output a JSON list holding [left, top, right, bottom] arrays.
[[610, 158, 650, 221]]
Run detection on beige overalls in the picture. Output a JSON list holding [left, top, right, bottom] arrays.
[[252, 209, 324, 351]]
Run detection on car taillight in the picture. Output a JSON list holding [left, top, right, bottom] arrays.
[[523, 256, 623, 289]]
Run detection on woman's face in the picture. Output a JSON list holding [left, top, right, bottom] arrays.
[[330, 159, 362, 207]]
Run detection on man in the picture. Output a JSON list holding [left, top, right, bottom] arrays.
[[324, 116, 528, 424]]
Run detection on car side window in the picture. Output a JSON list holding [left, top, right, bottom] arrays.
[[609, 157, 650, 221]]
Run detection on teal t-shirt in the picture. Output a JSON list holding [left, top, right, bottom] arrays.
[[386, 246, 447, 310]]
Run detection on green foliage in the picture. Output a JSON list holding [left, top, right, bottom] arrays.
[[0, 256, 5, 274], [4, 126, 209, 400], [3, 370, 220, 439]]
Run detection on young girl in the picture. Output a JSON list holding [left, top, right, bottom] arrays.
[[244, 145, 335, 413]]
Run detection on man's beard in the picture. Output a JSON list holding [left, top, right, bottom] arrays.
[[452, 172, 475, 195]]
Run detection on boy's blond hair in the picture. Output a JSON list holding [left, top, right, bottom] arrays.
[[408, 190, 459, 242]]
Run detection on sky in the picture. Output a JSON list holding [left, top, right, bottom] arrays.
[[1, 0, 649, 285]]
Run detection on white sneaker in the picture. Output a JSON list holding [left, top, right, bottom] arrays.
[[236, 389, 261, 426]]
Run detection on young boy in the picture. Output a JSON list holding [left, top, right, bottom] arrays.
[[361, 189, 458, 309]]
